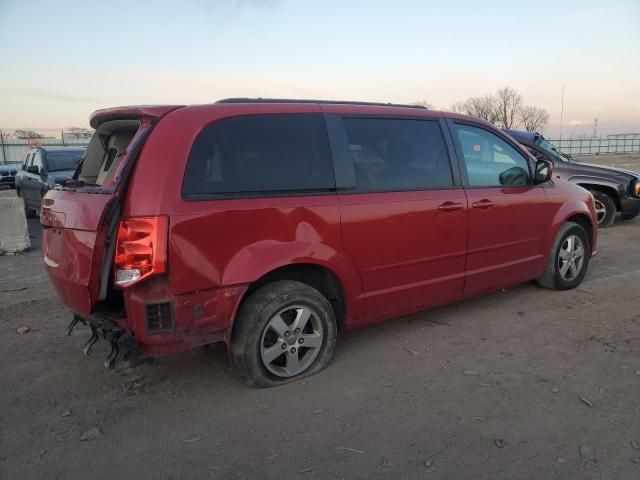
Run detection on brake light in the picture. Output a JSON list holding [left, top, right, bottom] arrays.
[[114, 216, 168, 287]]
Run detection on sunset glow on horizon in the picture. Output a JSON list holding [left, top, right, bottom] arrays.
[[0, 0, 638, 136]]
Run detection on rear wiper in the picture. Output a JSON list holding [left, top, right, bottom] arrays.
[[63, 178, 87, 188]]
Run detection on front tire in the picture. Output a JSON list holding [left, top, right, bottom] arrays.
[[230, 280, 337, 387], [590, 191, 616, 228], [537, 222, 590, 290]]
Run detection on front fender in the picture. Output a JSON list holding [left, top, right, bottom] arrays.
[[568, 175, 625, 196], [544, 197, 597, 258]]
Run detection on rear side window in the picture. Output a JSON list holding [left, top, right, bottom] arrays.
[[183, 114, 335, 198], [342, 118, 453, 192]]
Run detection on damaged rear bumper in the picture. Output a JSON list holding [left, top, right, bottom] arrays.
[[67, 313, 139, 369], [65, 280, 248, 368]]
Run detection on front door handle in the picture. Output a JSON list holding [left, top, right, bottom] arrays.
[[437, 201, 464, 212], [471, 199, 496, 210]]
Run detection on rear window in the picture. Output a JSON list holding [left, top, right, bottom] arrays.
[[183, 114, 335, 198], [45, 151, 84, 171]]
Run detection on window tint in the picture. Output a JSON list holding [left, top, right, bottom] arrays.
[[342, 118, 452, 192], [183, 114, 335, 197], [453, 124, 531, 187]]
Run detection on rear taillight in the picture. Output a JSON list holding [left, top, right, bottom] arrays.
[[114, 216, 168, 287]]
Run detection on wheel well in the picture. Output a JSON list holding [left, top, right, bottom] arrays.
[[243, 264, 346, 325], [566, 213, 594, 247], [577, 183, 620, 210]]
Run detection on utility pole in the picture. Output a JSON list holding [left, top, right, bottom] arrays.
[[593, 118, 598, 137], [559, 84, 565, 141]]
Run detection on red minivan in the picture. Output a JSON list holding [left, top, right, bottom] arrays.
[[41, 99, 597, 386]]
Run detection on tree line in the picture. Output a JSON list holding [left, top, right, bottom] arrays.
[[415, 86, 550, 132]]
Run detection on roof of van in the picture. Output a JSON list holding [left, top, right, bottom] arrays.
[[216, 98, 429, 109], [89, 101, 495, 130]]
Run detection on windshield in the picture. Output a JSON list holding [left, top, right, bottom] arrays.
[[45, 151, 85, 171], [535, 138, 571, 162]]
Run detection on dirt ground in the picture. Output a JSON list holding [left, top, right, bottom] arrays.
[[1, 155, 640, 480]]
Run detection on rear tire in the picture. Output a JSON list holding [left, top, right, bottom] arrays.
[[230, 280, 337, 387], [537, 222, 590, 290], [23, 197, 36, 219], [590, 191, 616, 228]]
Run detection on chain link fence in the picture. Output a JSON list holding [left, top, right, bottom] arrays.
[[549, 134, 640, 156]]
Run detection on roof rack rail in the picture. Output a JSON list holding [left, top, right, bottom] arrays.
[[215, 98, 428, 109]]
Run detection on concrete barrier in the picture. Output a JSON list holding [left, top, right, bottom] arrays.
[[0, 195, 31, 254]]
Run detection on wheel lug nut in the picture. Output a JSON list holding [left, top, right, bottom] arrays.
[[295, 328, 300, 333], [291, 347, 296, 353], [299, 338, 304, 344], [284, 331, 290, 337], [281, 343, 287, 350]]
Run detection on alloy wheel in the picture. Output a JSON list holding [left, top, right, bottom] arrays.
[[557, 234, 585, 281], [260, 305, 324, 378], [594, 199, 606, 224]]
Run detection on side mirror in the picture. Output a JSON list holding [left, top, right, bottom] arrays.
[[26, 165, 40, 175], [534, 159, 553, 184]]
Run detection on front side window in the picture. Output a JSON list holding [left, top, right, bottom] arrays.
[[183, 114, 335, 198], [453, 124, 531, 187], [525, 146, 546, 161], [342, 118, 453, 192]]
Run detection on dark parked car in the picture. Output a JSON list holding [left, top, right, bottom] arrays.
[[15, 146, 85, 217], [0, 166, 18, 189], [42, 100, 597, 387], [505, 129, 640, 227]]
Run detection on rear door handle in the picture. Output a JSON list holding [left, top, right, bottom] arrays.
[[437, 201, 464, 212], [471, 199, 496, 210]]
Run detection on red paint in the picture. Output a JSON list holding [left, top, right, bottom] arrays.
[[41, 102, 597, 360]]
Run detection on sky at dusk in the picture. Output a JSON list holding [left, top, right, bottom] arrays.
[[0, 0, 638, 136]]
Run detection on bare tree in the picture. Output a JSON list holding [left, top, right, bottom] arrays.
[[495, 87, 522, 129], [449, 101, 466, 114], [518, 105, 549, 132], [412, 100, 433, 109], [450, 95, 500, 123]]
